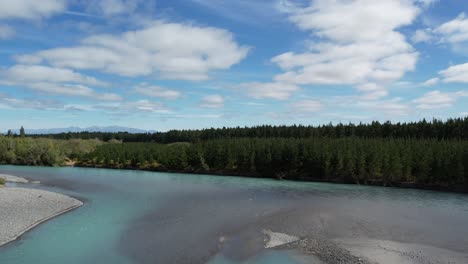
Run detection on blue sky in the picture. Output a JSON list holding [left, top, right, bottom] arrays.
[[0, 0, 467, 131]]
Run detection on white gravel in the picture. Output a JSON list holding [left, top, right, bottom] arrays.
[[0, 174, 29, 183], [263, 229, 299, 248], [336, 238, 468, 264], [0, 187, 83, 246]]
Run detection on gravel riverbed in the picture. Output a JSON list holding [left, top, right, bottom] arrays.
[[0, 187, 83, 246]]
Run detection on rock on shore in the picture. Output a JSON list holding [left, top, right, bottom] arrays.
[[0, 187, 83, 246]]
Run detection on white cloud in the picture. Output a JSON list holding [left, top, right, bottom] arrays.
[[439, 63, 468, 83], [434, 13, 468, 44], [240, 82, 299, 100], [412, 28, 433, 43], [28, 83, 121, 101], [0, 95, 63, 110], [200, 95, 224, 108], [413, 91, 454, 109], [289, 99, 323, 112], [356, 83, 388, 100], [421, 77, 439, 86], [1, 65, 106, 86], [413, 90, 468, 109], [0, 24, 14, 39], [134, 85, 181, 100], [0, 65, 120, 101], [16, 21, 250, 80], [0, 0, 66, 20], [420, 62, 468, 86], [415, 12, 468, 47], [282, 0, 419, 42], [274, 0, 420, 99], [123, 100, 171, 113]]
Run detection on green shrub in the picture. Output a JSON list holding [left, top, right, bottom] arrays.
[[0, 178, 5, 185]]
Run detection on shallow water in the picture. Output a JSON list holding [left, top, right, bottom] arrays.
[[0, 165, 467, 264]]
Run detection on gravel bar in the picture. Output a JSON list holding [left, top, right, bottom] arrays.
[[0, 187, 83, 246], [0, 174, 29, 183]]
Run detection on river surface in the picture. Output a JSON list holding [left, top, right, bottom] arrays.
[[0, 165, 467, 264]]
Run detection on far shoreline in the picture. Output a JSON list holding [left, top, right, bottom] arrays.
[[73, 163, 468, 194], [4, 163, 465, 194]]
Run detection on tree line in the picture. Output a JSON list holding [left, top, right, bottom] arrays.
[[77, 137, 468, 191], [26, 117, 468, 142], [2, 118, 467, 192]]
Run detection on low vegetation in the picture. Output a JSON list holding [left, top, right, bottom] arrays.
[[0, 137, 102, 166]]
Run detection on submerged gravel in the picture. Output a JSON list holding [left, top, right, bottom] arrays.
[[0, 187, 82, 246]]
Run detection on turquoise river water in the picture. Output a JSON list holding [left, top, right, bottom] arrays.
[[0, 165, 467, 264]]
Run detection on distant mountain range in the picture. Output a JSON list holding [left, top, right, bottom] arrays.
[[8, 126, 155, 134]]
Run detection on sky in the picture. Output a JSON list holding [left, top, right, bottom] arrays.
[[0, 0, 467, 131]]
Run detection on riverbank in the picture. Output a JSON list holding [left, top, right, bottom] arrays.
[[0, 175, 83, 247], [74, 163, 468, 194]]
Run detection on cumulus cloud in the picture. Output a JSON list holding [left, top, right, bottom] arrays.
[[412, 12, 468, 47], [200, 95, 224, 108], [134, 85, 181, 100], [240, 82, 300, 100], [434, 13, 468, 44], [0, 0, 66, 20], [0, 0, 63, 40], [16, 21, 249, 80], [282, 0, 419, 42], [419, 63, 468, 86], [274, 0, 420, 99], [439, 63, 468, 83]]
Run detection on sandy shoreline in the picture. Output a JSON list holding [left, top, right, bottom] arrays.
[[0, 174, 83, 247]]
